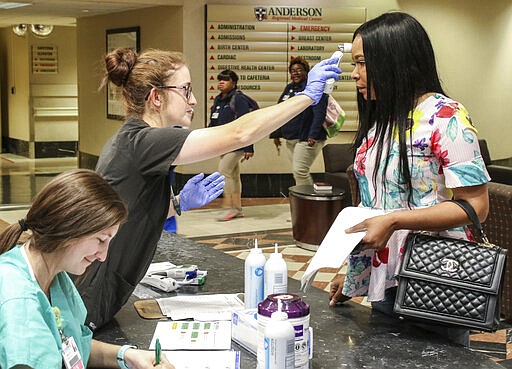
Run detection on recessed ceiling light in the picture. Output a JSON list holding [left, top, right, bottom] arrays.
[[0, 2, 31, 10]]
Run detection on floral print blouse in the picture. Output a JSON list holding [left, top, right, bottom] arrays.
[[342, 94, 490, 301]]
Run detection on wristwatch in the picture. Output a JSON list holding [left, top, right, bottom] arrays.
[[117, 345, 137, 369]]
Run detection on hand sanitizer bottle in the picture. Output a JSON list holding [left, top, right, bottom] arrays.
[[264, 299, 295, 369], [245, 239, 266, 308], [264, 243, 287, 298]]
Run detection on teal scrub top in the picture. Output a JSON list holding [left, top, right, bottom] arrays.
[[0, 245, 92, 369]]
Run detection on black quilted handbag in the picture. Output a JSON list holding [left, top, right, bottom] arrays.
[[394, 199, 507, 332]]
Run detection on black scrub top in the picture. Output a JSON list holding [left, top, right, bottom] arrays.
[[76, 117, 190, 330]]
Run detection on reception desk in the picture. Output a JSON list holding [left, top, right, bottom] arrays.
[[95, 232, 502, 369]]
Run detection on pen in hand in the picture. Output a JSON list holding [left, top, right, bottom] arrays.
[[155, 337, 161, 365]]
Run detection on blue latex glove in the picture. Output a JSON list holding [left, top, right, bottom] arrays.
[[179, 172, 225, 211], [298, 57, 342, 105]]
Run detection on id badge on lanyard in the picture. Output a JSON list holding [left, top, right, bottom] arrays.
[[53, 306, 85, 369], [62, 336, 85, 369]]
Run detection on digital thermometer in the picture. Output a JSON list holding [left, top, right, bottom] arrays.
[[324, 43, 352, 94]]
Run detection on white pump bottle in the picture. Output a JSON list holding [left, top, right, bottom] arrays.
[[244, 239, 266, 308], [264, 243, 287, 298], [264, 299, 295, 369]]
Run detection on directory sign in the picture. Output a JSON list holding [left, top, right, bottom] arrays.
[[206, 5, 366, 130]]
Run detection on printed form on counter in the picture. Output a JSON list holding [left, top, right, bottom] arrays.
[[150, 320, 232, 350], [301, 206, 385, 292]]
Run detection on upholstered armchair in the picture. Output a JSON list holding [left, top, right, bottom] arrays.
[[346, 164, 360, 206], [484, 182, 512, 320], [322, 144, 354, 207]]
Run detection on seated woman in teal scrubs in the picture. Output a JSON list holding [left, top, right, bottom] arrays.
[[0, 169, 174, 369]]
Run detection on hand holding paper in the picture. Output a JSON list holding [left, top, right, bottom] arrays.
[[300, 207, 385, 292]]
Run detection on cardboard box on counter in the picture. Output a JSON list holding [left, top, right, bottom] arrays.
[[231, 308, 258, 355]]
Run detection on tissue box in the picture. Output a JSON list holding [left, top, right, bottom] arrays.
[[231, 308, 258, 355]]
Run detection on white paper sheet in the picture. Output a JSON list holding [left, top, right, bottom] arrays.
[[163, 350, 240, 369], [300, 206, 385, 291], [146, 261, 176, 274], [156, 293, 245, 321], [149, 320, 232, 350]]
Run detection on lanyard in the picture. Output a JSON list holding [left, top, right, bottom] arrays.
[[52, 306, 66, 342], [52, 306, 85, 369]]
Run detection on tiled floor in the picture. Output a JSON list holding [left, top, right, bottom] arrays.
[[0, 155, 510, 366]]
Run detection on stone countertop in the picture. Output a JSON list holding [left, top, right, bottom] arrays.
[[94, 232, 503, 369]]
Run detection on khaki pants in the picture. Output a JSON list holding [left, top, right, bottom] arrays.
[[218, 151, 243, 194], [285, 140, 325, 186]]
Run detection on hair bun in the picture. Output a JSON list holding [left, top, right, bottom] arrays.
[[105, 48, 138, 87]]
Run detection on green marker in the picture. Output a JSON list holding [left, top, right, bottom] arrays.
[[155, 337, 161, 365]]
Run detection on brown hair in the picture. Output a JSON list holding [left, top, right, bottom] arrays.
[[0, 169, 127, 255], [100, 48, 186, 118], [289, 57, 310, 73]]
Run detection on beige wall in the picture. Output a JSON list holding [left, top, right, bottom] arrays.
[[30, 27, 78, 144], [0, 26, 78, 153], [6, 31, 30, 141], [76, 0, 511, 175], [0, 28, 8, 145], [399, 0, 512, 160], [77, 6, 182, 157]]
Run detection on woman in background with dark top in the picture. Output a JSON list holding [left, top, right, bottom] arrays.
[[0, 169, 174, 369], [75, 48, 341, 330], [270, 57, 329, 186], [209, 70, 254, 221], [328, 12, 490, 346]]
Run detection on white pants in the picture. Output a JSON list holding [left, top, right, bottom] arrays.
[[285, 140, 325, 186]]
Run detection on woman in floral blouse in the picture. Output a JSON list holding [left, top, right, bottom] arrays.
[[329, 12, 490, 346]]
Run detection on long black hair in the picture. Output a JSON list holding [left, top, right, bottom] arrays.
[[353, 12, 446, 206]]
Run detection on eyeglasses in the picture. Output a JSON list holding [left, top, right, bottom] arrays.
[[156, 83, 193, 100], [290, 68, 305, 74]]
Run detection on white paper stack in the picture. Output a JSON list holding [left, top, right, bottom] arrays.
[[156, 293, 245, 320]]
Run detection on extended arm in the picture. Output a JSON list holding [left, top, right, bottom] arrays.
[[175, 95, 312, 165], [173, 58, 341, 165], [346, 183, 489, 251], [329, 184, 489, 306]]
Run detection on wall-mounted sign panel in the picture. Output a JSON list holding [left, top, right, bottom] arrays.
[[206, 5, 366, 131], [32, 45, 58, 74]]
